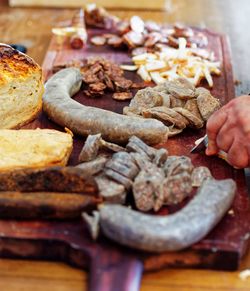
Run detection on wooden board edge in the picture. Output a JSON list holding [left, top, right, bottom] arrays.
[[0, 235, 240, 271]]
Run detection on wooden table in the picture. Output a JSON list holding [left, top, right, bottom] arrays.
[[0, 0, 250, 290]]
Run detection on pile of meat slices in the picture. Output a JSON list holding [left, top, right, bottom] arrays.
[[87, 6, 208, 53], [52, 57, 145, 100], [81, 57, 145, 100], [78, 134, 212, 212], [123, 78, 221, 136]]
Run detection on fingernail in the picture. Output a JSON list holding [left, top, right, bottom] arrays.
[[206, 148, 212, 155], [206, 147, 217, 156]]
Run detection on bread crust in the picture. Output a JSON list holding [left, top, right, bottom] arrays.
[[0, 43, 43, 128], [0, 129, 73, 171]]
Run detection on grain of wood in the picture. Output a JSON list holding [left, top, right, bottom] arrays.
[[0, 0, 250, 290]]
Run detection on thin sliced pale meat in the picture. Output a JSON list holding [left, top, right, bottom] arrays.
[[196, 87, 221, 121], [174, 107, 204, 129], [90, 36, 106, 46], [184, 99, 202, 120], [129, 87, 163, 113], [169, 95, 185, 108], [168, 127, 183, 137], [142, 106, 188, 129], [167, 78, 196, 99]]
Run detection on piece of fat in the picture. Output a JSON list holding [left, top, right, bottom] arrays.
[[120, 65, 138, 71], [145, 60, 167, 72], [150, 72, 166, 84], [137, 65, 152, 82]]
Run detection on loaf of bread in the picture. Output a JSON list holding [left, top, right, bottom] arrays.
[[0, 43, 43, 129], [0, 129, 73, 171]]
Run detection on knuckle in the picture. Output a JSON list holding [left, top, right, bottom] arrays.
[[227, 151, 248, 169]]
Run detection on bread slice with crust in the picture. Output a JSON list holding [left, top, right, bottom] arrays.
[[0, 129, 73, 171], [0, 43, 43, 129]]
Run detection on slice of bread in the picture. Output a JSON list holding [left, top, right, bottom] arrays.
[[0, 43, 43, 129], [0, 129, 73, 171]]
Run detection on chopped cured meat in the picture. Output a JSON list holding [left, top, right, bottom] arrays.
[[90, 36, 106, 46], [107, 35, 123, 47], [133, 167, 165, 212], [81, 57, 137, 99], [163, 171, 193, 205], [112, 92, 133, 100]]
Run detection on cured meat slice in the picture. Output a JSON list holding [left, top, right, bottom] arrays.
[[191, 166, 212, 187], [174, 107, 204, 129], [126, 135, 156, 159], [153, 148, 168, 167], [112, 92, 133, 100], [95, 174, 126, 204], [90, 36, 106, 46], [107, 35, 123, 47], [133, 167, 165, 212], [196, 87, 220, 121], [123, 31, 145, 48], [105, 159, 138, 179], [144, 32, 162, 47], [100, 139, 125, 152], [164, 155, 194, 176], [142, 106, 189, 129], [79, 134, 102, 162], [184, 99, 202, 120], [129, 152, 152, 171], [163, 171, 193, 205], [169, 95, 185, 108], [89, 82, 107, 92], [129, 87, 164, 113], [167, 78, 196, 99], [75, 155, 108, 176], [104, 169, 133, 190]]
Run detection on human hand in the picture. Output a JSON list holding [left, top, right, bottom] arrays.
[[206, 95, 250, 168]]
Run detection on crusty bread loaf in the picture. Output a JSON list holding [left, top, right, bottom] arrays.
[[0, 43, 43, 129], [0, 129, 73, 171]]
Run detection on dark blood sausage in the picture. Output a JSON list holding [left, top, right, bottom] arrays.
[[99, 179, 236, 252], [43, 68, 168, 144], [0, 166, 98, 195], [0, 192, 99, 219]]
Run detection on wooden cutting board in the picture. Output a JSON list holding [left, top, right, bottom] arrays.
[[0, 26, 249, 291]]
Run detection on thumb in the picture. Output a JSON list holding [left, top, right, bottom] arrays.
[[206, 139, 219, 156]]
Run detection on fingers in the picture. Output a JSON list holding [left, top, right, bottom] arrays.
[[206, 140, 218, 156], [206, 109, 228, 155], [215, 123, 234, 153], [227, 139, 249, 169]]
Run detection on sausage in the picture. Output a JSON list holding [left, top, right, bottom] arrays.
[[0, 191, 99, 219], [99, 179, 236, 252], [0, 166, 97, 195], [75, 155, 108, 176], [43, 68, 168, 144], [78, 134, 102, 162]]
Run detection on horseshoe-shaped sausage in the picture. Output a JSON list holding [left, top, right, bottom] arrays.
[[99, 179, 236, 252], [43, 68, 168, 144]]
